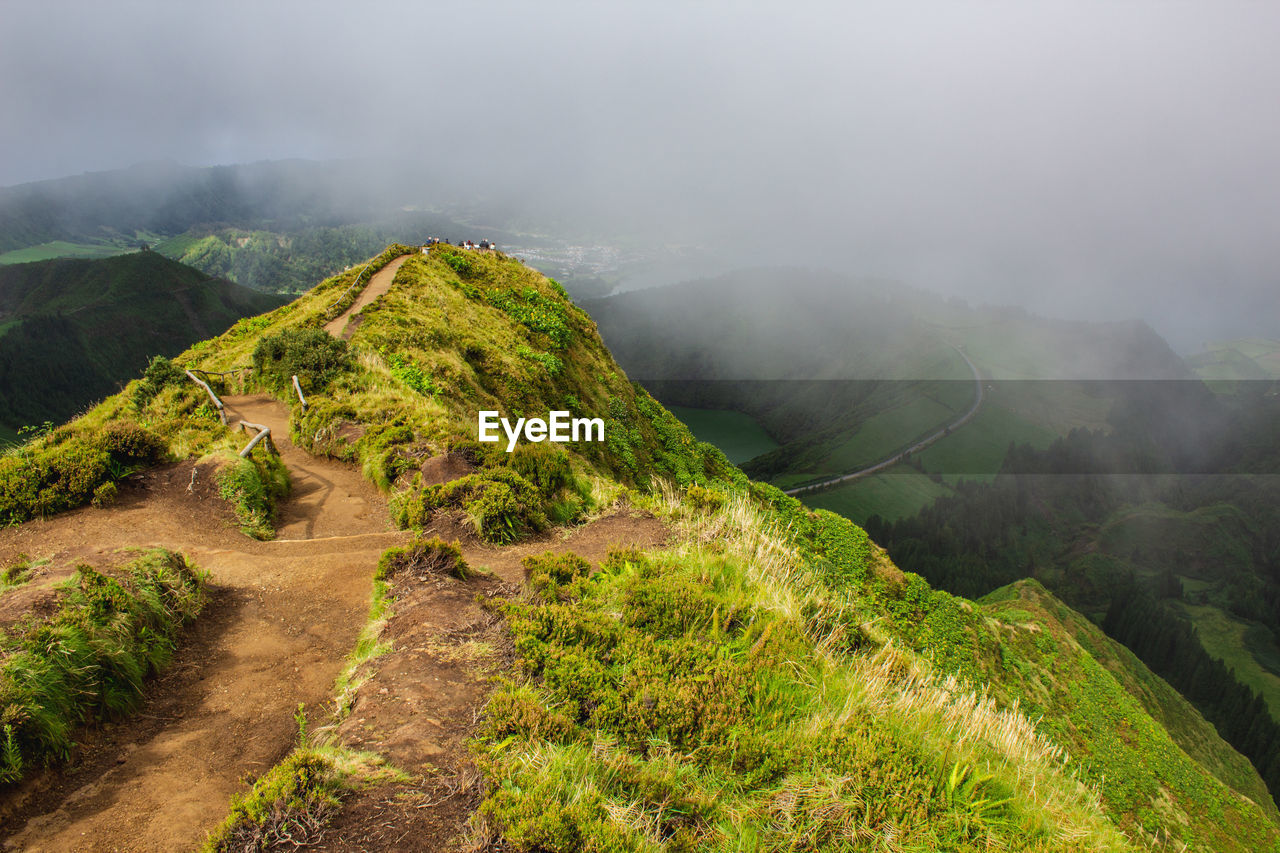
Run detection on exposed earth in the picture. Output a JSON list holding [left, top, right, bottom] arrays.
[[0, 391, 667, 851]]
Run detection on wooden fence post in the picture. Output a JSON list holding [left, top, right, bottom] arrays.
[[185, 370, 227, 425], [238, 421, 276, 458]]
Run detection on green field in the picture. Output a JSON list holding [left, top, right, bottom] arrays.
[[818, 394, 956, 472], [1177, 603, 1280, 722], [803, 469, 953, 523], [0, 241, 136, 265], [794, 396, 1056, 520], [152, 233, 204, 257], [667, 405, 780, 464], [1188, 338, 1280, 384], [918, 402, 1056, 481]]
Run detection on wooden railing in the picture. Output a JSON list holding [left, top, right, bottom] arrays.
[[184, 370, 227, 425], [237, 421, 276, 458]]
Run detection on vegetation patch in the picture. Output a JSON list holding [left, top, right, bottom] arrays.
[[384, 350, 438, 397], [0, 550, 205, 784], [398, 468, 550, 544], [0, 419, 168, 525], [332, 574, 396, 721], [395, 441, 594, 543], [130, 355, 186, 410], [473, 543, 1129, 851], [0, 555, 40, 594], [252, 326, 353, 394], [202, 741, 401, 852], [214, 450, 291, 540], [375, 536, 470, 582]]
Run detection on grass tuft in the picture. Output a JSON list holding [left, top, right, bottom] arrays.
[[0, 549, 205, 784], [214, 450, 291, 540]]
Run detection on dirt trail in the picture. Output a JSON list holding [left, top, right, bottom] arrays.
[[0, 236, 671, 851], [0, 396, 407, 853], [0, 377, 670, 851], [312, 511, 671, 850], [323, 255, 410, 340]]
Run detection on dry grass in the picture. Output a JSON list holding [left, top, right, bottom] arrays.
[[645, 485, 1133, 849]]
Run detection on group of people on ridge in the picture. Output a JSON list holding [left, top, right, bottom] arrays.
[[423, 236, 497, 251]]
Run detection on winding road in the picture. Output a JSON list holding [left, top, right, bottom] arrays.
[[783, 346, 984, 496]]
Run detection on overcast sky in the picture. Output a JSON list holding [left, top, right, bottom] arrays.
[[3, 1, 1278, 347]]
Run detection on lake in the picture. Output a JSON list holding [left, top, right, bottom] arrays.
[[667, 405, 780, 465]]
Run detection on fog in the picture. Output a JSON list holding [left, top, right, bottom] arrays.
[[4, 0, 1279, 348]]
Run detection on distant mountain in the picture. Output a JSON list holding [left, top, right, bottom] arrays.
[[0, 160, 390, 253], [588, 267, 1191, 383], [0, 251, 284, 436], [0, 160, 523, 292]]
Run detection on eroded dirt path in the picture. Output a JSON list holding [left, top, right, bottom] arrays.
[[323, 255, 411, 340], [313, 511, 671, 851], [0, 396, 408, 852], [0, 372, 672, 850]]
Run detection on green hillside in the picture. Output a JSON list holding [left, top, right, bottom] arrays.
[[0, 250, 284, 434], [1188, 339, 1280, 384], [3, 246, 1276, 849], [0, 240, 138, 265], [0, 160, 522, 296], [152, 218, 511, 294]]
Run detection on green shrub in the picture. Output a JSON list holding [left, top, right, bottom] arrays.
[[102, 421, 167, 466], [517, 344, 563, 377], [447, 436, 502, 468], [509, 443, 572, 498], [375, 536, 469, 582], [92, 481, 118, 507], [686, 484, 727, 513], [0, 434, 111, 524], [290, 398, 362, 461], [252, 327, 353, 394], [202, 749, 343, 851], [384, 350, 438, 397], [216, 452, 291, 540], [0, 418, 171, 524], [0, 550, 205, 784], [442, 251, 476, 278], [360, 423, 417, 490], [523, 552, 592, 602], [748, 480, 812, 533], [130, 355, 185, 409], [810, 510, 872, 588], [397, 468, 548, 544]]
